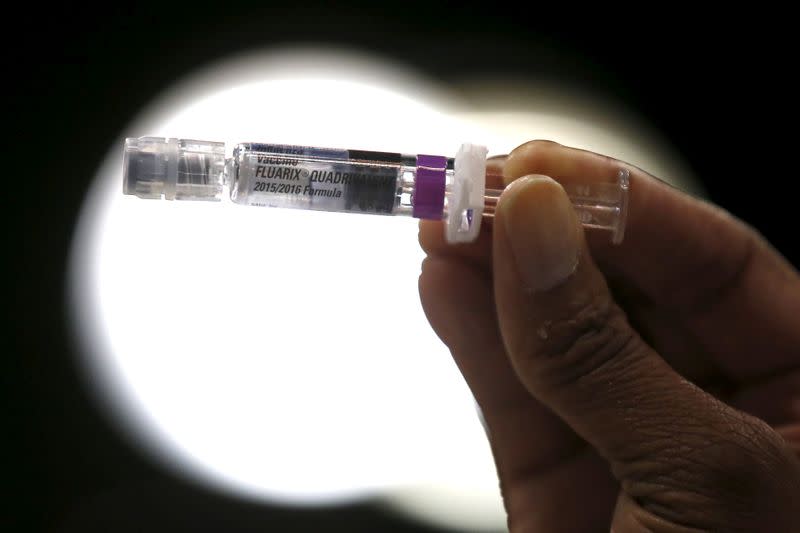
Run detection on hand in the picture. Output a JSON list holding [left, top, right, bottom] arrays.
[[419, 141, 800, 532]]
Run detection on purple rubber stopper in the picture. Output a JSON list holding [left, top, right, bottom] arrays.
[[412, 154, 447, 220]]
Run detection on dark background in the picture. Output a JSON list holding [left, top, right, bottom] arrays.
[[8, 4, 794, 532]]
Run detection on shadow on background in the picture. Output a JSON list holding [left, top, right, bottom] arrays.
[[8, 3, 795, 532]]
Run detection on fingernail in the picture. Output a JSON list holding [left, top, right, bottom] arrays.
[[499, 175, 580, 291]]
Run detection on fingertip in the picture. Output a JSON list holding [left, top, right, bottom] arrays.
[[418, 219, 444, 255], [418, 218, 494, 273], [503, 140, 564, 183]]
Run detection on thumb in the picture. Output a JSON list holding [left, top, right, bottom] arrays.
[[492, 176, 800, 530]]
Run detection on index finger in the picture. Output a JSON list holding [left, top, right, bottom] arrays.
[[502, 140, 800, 382]]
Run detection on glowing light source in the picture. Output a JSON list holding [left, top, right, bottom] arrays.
[[69, 48, 694, 531]]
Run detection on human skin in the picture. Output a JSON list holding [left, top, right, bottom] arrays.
[[418, 140, 800, 532]]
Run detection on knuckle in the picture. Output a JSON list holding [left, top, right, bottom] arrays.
[[714, 414, 800, 501], [515, 296, 643, 391], [718, 425, 800, 528], [624, 409, 800, 529]]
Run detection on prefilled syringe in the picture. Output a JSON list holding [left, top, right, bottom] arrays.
[[123, 137, 629, 244]]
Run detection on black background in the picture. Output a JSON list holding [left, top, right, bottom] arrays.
[[8, 4, 795, 532]]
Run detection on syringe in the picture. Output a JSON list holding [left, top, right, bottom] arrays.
[[123, 137, 629, 244]]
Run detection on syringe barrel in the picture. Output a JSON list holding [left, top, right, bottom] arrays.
[[226, 142, 437, 217]]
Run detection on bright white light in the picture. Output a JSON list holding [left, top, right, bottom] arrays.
[[69, 48, 694, 531], [71, 49, 503, 508]]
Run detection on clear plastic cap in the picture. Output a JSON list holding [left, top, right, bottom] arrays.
[[123, 137, 226, 201], [482, 167, 630, 244], [562, 168, 630, 244]]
